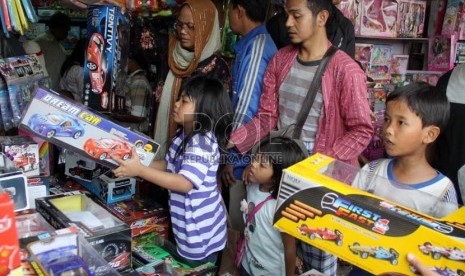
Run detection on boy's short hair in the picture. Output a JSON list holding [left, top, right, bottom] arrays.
[[49, 12, 71, 29], [306, 0, 333, 21], [386, 82, 450, 131], [231, 0, 268, 23]]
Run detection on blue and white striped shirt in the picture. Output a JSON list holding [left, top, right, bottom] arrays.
[[166, 130, 227, 260]]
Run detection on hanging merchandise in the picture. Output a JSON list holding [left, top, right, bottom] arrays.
[[0, 0, 38, 36], [126, 0, 182, 13]]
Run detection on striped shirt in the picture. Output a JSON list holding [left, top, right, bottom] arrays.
[[278, 57, 322, 151], [165, 130, 227, 260]]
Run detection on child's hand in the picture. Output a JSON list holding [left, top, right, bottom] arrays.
[[242, 165, 252, 185], [112, 148, 142, 178]]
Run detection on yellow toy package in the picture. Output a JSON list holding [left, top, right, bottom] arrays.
[[273, 154, 465, 275]]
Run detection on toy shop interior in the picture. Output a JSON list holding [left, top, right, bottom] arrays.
[[0, 0, 464, 275]]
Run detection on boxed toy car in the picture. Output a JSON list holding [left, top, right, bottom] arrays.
[[18, 129, 52, 176], [35, 191, 132, 273], [15, 210, 55, 239], [74, 173, 136, 204], [0, 135, 40, 177], [83, 4, 129, 112], [103, 197, 170, 238], [0, 153, 29, 211], [26, 176, 50, 209], [19, 87, 159, 169], [273, 154, 465, 275], [0, 187, 21, 276], [64, 150, 105, 181]]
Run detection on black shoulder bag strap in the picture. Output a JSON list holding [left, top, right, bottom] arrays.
[[292, 45, 338, 140]]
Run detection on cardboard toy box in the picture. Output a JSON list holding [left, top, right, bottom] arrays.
[[273, 154, 465, 275], [0, 135, 40, 177], [103, 197, 170, 238], [0, 187, 21, 276], [35, 191, 132, 273], [64, 150, 105, 181], [0, 153, 29, 211], [75, 174, 136, 204], [83, 5, 129, 112], [19, 88, 159, 169]]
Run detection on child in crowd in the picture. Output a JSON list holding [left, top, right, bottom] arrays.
[[349, 82, 458, 276], [239, 137, 307, 276], [113, 76, 233, 263]]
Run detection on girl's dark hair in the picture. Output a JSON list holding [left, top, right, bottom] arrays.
[[254, 137, 307, 198], [175, 76, 233, 157], [60, 39, 86, 77]]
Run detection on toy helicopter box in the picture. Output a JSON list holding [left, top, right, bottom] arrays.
[[19, 88, 159, 169], [83, 5, 129, 113], [35, 191, 132, 273], [273, 154, 465, 275]]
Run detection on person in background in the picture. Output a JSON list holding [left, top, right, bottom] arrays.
[[433, 63, 465, 204], [59, 39, 85, 102], [350, 83, 458, 276], [111, 53, 152, 135], [153, 0, 230, 158], [227, 0, 373, 273], [113, 76, 233, 264], [35, 12, 71, 91], [239, 137, 306, 276], [220, 0, 278, 233], [266, 0, 291, 49]]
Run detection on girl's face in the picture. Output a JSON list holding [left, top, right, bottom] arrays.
[[173, 92, 196, 132], [249, 154, 274, 187], [176, 5, 195, 50]]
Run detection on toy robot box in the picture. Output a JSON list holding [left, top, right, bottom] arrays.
[[83, 5, 129, 112], [19, 87, 159, 169], [273, 154, 465, 275], [35, 191, 132, 273]]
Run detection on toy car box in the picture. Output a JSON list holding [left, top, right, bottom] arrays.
[[0, 135, 40, 177], [64, 150, 105, 181], [27, 231, 119, 276], [35, 191, 132, 273], [18, 129, 52, 176], [83, 4, 129, 112], [0, 153, 29, 211], [273, 154, 465, 275], [26, 176, 50, 209], [0, 187, 21, 276], [102, 197, 170, 238], [19, 87, 159, 169], [74, 173, 136, 204]]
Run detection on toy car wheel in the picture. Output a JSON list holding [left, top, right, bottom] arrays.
[[70, 169, 76, 176], [390, 258, 398, 265], [80, 173, 85, 179], [134, 140, 144, 148], [309, 233, 316, 240], [46, 129, 56, 138], [73, 131, 82, 139], [432, 252, 441, 260], [99, 153, 107, 160], [87, 62, 97, 71], [122, 153, 130, 160], [336, 239, 343, 246], [457, 269, 464, 276], [361, 252, 368, 259]]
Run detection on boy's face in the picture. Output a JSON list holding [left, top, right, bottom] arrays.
[[383, 99, 429, 157]]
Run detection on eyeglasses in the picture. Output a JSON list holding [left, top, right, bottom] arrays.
[[174, 20, 195, 32]]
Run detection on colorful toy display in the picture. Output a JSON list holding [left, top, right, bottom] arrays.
[[396, 0, 426, 38], [428, 35, 457, 72], [86, 33, 107, 94], [360, 0, 397, 37]]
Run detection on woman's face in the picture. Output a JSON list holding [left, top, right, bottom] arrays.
[[176, 6, 196, 50]]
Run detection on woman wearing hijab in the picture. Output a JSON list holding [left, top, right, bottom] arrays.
[[154, 0, 230, 158]]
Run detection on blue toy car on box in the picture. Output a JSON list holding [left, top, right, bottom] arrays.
[[36, 246, 94, 276], [28, 113, 85, 139]]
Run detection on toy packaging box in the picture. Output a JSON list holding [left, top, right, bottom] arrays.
[[19, 87, 159, 169], [360, 0, 398, 38], [455, 41, 465, 63], [35, 191, 132, 273], [390, 55, 409, 75], [355, 43, 373, 73], [0, 153, 29, 211], [273, 154, 465, 275], [441, 0, 460, 36], [18, 129, 52, 176], [0, 187, 21, 276], [83, 5, 129, 112], [26, 176, 50, 209], [74, 173, 136, 204], [428, 35, 457, 72], [102, 197, 170, 238], [368, 45, 392, 80], [337, 0, 362, 35], [64, 150, 105, 181], [396, 0, 427, 38], [0, 135, 40, 177]]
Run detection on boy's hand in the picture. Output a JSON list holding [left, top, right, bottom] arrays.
[[220, 164, 236, 188], [407, 254, 439, 276], [112, 148, 142, 178]]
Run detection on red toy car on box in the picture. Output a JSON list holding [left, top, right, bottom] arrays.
[[297, 224, 343, 246], [86, 33, 107, 94], [84, 138, 132, 161]]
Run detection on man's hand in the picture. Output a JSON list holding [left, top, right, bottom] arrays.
[[112, 148, 142, 178], [407, 254, 439, 276], [220, 164, 237, 188]]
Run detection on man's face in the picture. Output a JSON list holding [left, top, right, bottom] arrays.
[[285, 0, 318, 44], [53, 26, 70, 41], [228, 4, 240, 35]]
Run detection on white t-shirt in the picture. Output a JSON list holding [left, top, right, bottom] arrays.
[[59, 65, 84, 102], [241, 184, 284, 276]]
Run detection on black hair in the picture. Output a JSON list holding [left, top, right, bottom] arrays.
[[60, 39, 86, 77], [175, 76, 233, 158], [231, 0, 268, 23], [306, 0, 333, 23], [386, 82, 450, 132], [253, 137, 307, 198], [49, 12, 71, 29]]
